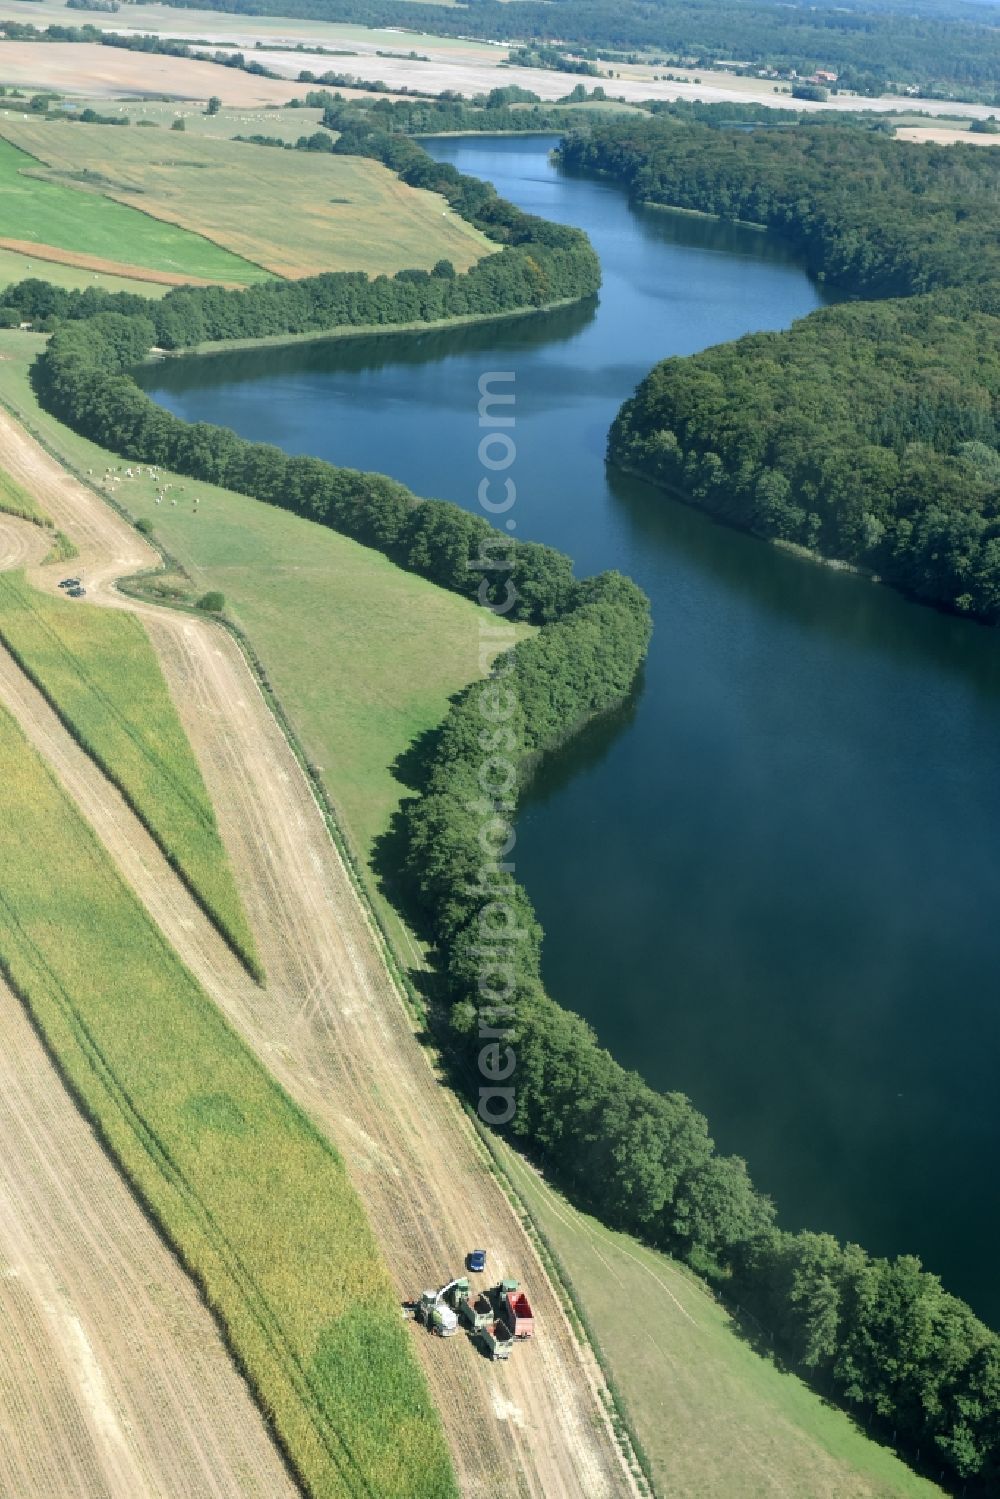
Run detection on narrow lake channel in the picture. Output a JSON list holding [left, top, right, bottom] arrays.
[[141, 135, 1000, 1325]]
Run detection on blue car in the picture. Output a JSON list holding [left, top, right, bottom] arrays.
[[467, 1249, 487, 1274]]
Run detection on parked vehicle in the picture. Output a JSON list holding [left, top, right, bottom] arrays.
[[500, 1279, 534, 1339], [479, 1319, 514, 1361], [459, 1290, 494, 1333], [467, 1249, 487, 1273]]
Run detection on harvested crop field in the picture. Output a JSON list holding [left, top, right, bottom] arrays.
[[0, 518, 300, 1499], [0, 970, 302, 1499], [0, 671, 456, 1499], [0, 120, 491, 278], [0, 42, 308, 104]]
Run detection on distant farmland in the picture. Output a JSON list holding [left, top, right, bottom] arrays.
[[0, 135, 264, 284], [0, 120, 492, 279]]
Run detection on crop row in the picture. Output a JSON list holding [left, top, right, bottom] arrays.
[[0, 698, 457, 1499], [0, 570, 261, 976]]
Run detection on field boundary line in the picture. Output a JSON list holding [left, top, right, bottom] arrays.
[[0, 131, 270, 283], [471, 1121, 658, 1496], [0, 235, 245, 288]]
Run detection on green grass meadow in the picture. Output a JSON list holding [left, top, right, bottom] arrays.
[[0, 134, 266, 282], [493, 1139, 944, 1499], [0, 568, 260, 974], [0, 699, 457, 1499], [0, 243, 172, 298]]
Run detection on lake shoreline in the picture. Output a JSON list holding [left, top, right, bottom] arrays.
[[142, 134, 1000, 1324], [147, 294, 591, 361]]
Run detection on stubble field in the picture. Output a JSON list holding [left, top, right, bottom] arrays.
[[0, 686, 457, 1499]]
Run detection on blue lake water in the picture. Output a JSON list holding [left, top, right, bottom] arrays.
[[142, 136, 1000, 1324]]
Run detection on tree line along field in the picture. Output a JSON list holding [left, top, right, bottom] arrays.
[[0, 693, 457, 1499], [0, 329, 948, 1498], [0, 331, 524, 947], [0, 117, 492, 280], [0, 134, 264, 285], [0, 567, 259, 973]]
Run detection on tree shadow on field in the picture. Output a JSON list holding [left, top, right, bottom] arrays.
[[370, 703, 465, 1016], [387, 715, 451, 796]]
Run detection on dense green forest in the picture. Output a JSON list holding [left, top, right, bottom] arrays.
[[557, 114, 1000, 623], [13, 118, 1000, 1490], [560, 115, 1000, 294], [146, 0, 1000, 98]]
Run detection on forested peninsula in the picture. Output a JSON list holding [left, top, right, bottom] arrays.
[[15, 114, 1000, 1493], [559, 115, 1000, 623]]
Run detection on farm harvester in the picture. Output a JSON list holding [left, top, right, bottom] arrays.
[[409, 1274, 534, 1360]]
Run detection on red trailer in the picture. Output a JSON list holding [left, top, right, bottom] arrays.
[[502, 1288, 534, 1339]]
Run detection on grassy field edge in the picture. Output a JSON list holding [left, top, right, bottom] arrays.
[[15, 149, 273, 281], [0, 462, 47, 525], [0, 461, 76, 559], [487, 1137, 944, 1499]]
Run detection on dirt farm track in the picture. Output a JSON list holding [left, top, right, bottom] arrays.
[[0, 409, 640, 1498]]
